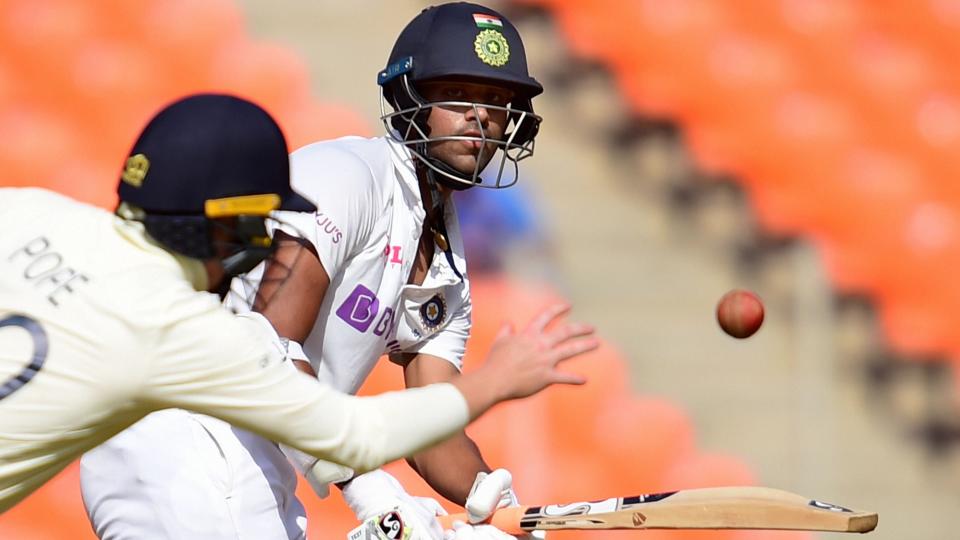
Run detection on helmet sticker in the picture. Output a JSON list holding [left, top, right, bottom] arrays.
[[378, 56, 413, 86], [474, 29, 510, 67], [121, 154, 150, 187], [473, 13, 503, 29]]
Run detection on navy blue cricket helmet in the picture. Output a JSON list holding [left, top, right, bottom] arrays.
[[378, 2, 543, 190], [117, 94, 316, 278]]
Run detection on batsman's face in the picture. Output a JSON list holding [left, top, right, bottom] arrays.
[[418, 79, 515, 176]]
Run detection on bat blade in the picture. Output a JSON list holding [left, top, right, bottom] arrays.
[[438, 487, 878, 534]]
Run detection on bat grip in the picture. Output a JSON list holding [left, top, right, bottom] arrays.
[[438, 507, 527, 534]]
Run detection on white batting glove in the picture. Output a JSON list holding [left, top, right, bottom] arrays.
[[465, 469, 515, 523], [463, 469, 545, 540], [443, 520, 516, 540], [344, 469, 446, 540]]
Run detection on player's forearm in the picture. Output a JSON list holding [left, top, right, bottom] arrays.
[[292, 382, 472, 473], [448, 368, 509, 420], [409, 431, 491, 505], [157, 358, 471, 474]]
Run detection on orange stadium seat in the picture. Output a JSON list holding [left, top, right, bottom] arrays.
[[0, 0, 372, 207]]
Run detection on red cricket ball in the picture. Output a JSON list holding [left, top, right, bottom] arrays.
[[716, 289, 764, 339]]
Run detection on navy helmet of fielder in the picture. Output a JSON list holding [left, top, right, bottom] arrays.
[[378, 2, 543, 191], [116, 93, 316, 280]]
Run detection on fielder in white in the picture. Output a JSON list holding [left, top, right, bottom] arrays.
[[81, 4, 587, 540], [0, 94, 590, 518]]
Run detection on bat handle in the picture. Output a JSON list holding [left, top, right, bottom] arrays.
[[438, 507, 527, 535]]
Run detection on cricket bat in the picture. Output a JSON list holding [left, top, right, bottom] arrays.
[[438, 486, 878, 533]]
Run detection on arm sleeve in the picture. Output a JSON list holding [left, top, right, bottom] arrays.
[[141, 307, 469, 474], [270, 143, 381, 279]]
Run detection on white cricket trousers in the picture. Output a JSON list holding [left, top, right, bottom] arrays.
[[81, 409, 307, 540]]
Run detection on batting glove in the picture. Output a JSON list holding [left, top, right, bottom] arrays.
[[344, 469, 446, 540], [463, 469, 545, 540], [443, 520, 516, 540]]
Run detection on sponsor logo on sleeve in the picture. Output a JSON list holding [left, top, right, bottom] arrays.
[[316, 211, 342, 244]]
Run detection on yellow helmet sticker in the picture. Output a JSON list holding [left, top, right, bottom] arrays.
[[474, 29, 509, 67], [205, 194, 281, 217], [121, 154, 150, 187]]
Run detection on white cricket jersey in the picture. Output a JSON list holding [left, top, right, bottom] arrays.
[[0, 188, 469, 514], [273, 135, 472, 392]]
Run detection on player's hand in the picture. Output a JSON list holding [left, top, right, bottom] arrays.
[[350, 504, 446, 540], [344, 469, 445, 540], [484, 303, 597, 401], [460, 469, 545, 540], [451, 303, 598, 420], [443, 521, 516, 540], [465, 469, 514, 523]]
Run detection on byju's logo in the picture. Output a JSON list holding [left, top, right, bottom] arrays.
[[336, 284, 380, 332]]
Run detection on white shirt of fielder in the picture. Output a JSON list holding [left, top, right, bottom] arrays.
[[0, 188, 472, 516], [81, 136, 473, 539]]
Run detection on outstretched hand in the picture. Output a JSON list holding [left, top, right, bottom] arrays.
[[452, 302, 598, 420], [484, 303, 598, 401]]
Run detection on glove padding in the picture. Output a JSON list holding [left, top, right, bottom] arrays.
[[463, 469, 545, 540], [465, 469, 515, 523], [444, 521, 517, 540], [344, 469, 446, 540]]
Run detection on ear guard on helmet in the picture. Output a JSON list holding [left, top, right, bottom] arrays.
[[507, 96, 540, 147]]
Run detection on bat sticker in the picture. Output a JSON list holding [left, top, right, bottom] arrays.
[[540, 498, 619, 517], [809, 500, 853, 513], [623, 491, 677, 505]]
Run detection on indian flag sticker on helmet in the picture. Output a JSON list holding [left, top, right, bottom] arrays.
[[474, 29, 510, 67], [473, 13, 503, 29]]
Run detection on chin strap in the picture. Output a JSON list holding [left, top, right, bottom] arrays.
[[424, 157, 478, 191], [423, 163, 466, 282], [420, 164, 464, 283]]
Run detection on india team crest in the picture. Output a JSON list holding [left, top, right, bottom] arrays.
[[474, 29, 509, 67], [419, 293, 447, 331]]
